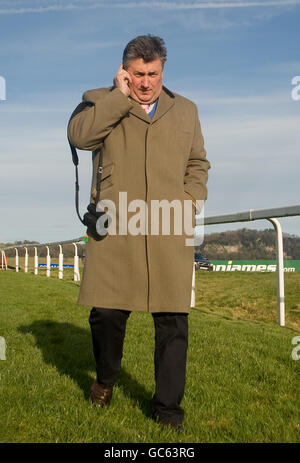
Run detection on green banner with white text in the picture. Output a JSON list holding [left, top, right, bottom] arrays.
[[211, 260, 300, 272]]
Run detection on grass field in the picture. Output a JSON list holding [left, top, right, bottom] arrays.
[[0, 269, 299, 443]]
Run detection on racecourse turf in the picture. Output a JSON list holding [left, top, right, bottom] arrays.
[[0, 270, 299, 443]]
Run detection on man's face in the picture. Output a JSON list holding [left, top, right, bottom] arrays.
[[126, 58, 163, 104]]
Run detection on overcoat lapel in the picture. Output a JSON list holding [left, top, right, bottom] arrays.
[[128, 99, 151, 123], [151, 86, 175, 123]]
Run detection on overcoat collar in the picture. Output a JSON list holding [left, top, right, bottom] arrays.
[[128, 86, 175, 124]]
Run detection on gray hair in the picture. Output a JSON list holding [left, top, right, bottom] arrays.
[[122, 34, 167, 70]]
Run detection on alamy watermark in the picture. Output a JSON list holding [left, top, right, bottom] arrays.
[[291, 336, 300, 361], [95, 192, 205, 246], [0, 337, 6, 360], [0, 76, 6, 100], [291, 76, 300, 101]]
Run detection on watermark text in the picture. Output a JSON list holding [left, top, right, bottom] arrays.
[[291, 76, 300, 101], [291, 336, 300, 360], [0, 337, 6, 360], [0, 76, 6, 100], [95, 192, 205, 246]]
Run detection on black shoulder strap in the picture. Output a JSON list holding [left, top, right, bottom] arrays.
[[68, 137, 103, 226], [68, 136, 79, 166], [95, 150, 104, 204]]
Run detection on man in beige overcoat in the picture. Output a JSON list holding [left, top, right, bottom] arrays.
[[68, 35, 210, 431]]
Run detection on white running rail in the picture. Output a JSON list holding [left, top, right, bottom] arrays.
[[1, 237, 84, 282], [196, 203, 300, 327]]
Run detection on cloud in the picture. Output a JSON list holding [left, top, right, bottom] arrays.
[[1, 0, 300, 15], [181, 93, 290, 106]]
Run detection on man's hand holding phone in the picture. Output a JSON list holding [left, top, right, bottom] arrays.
[[113, 64, 132, 97]]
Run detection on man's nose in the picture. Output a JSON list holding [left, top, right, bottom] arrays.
[[141, 76, 150, 87]]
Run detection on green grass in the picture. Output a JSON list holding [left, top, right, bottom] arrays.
[[0, 270, 299, 443], [195, 271, 300, 331]]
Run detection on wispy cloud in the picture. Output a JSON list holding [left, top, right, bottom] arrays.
[[1, 0, 300, 15], [182, 93, 291, 106]]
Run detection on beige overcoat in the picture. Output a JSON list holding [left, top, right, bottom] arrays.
[[68, 86, 210, 313]]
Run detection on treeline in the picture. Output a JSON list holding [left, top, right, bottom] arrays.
[[197, 228, 300, 260]]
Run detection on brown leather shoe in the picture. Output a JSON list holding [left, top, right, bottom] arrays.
[[90, 381, 113, 408]]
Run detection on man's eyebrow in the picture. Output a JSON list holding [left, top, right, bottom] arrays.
[[134, 71, 158, 75]]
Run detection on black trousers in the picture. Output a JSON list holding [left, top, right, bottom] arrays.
[[89, 307, 188, 424]]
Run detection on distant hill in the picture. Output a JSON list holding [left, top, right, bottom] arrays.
[[197, 228, 300, 260]]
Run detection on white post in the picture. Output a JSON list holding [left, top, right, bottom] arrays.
[[46, 246, 51, 278], [191, 262, 196, 308], [268, 218, 285, 327], [24, 247, 28, 273], [3, 251, 7, 270], [15, 248, 19, 272], [73, 243, 80, 282], [34, 247, 38, 275], [1, 251, 3, 270], [58, 245, 63, 280]]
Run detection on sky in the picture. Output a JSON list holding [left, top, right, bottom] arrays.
[[0, 0, 300, 243]]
